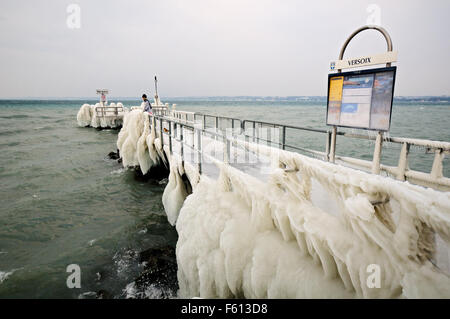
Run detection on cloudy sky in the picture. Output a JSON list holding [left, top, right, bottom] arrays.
[[0, 0, 449, 98]]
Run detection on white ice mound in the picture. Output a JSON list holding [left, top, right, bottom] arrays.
[[136, 114, 153, 174], [146, 120, 160, 166], [77, 102, 126, 128], [162, 159, 188, 226], [89, 103, 101, 128], [175, 143, 450, 298], [117, 109, 144, 167], [117, 109, 159, 174], [76, 103, 93, 127]]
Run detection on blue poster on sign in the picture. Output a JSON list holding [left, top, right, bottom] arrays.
[[343, 76, 374, 89], [341, 103, 358, 113]]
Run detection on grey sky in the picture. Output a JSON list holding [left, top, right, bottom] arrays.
[[0, 0, 449, 98]]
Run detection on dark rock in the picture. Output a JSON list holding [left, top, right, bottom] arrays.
[[133, 245, 178, 298], [108, 149, 120, 160], [96, 289, 112, 299], [133, 164, 170, 182], [93, 125, 122, 131], [139, 245, 175, 264], [108, 151, 120, 160]]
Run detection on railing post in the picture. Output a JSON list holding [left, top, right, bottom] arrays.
[[430, 148, 444, 180], [252, 121, 256, 143], [223, 132, 229, 164], [396, 142, 409, 181], [325, 130, 331, 161], [255, 122, 260, 157], [197, 124, 202, 174], [191, 122, 195, 163], [159, 118, 163, 145], [180, 124, 184, 167], [242, 121, 249, 163], [372, 131, 383, 174], [282, 126, 286, 150], [174, 120, 177, 139], [226, 134, 231, 164], [329, 126, 337, 163], [168, 121, 172, 154], [231, 120, 237, 162]]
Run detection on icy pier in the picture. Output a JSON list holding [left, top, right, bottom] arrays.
[[77, 102, 128, 129], [115, 108, 450, 298]]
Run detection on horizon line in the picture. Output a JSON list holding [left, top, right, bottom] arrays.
[[0, 95, 449, 100]]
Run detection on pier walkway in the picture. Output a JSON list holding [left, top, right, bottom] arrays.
[[114, 107, 450, 298], [150, 108, 450, 192]]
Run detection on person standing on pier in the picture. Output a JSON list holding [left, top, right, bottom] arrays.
[[142, 94, 152, 114]]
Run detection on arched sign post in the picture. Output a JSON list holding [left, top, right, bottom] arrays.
[[327, 25, 397, 175]]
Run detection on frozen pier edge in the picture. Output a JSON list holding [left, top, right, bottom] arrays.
[[116, 107, 450, 298], [76, 84, 170, 129]]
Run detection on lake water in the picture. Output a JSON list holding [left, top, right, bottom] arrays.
[[0, 99, 448, 298]]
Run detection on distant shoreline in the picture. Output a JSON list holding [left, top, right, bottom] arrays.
[[0, 96, 450, 104]]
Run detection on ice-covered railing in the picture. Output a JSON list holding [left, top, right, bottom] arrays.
[[77, 102, 127, 128], [152, 111, 449, 192], [95, 105, 124, 117], [175, 142, 450, 298], [130, 102, 172, 113], [115, 108, 450, 298]]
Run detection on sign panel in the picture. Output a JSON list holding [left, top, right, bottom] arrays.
[[326, 66, 396, 131], [330, 51, 397, 71]]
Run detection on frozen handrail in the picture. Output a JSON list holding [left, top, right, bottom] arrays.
[[95, 105, 124, 118], [151, 110, 450, 191]]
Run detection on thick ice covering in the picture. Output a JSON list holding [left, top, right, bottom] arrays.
[[76, 102, 126, 128], [117, 109, 166, 173], [117, 109, 147, 169], [76, 103, 93, 127], [117, 110, 188, 224], [115, 112, 450, 298], [162, 159, 188, 226], [175, 142, 450, 298]]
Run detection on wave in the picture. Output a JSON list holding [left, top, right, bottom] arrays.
[[0, 268, 18, 284], [122, 282, 176, 299], [0, 114, 30, 119], [0, 129, 29, 136], [111, 168, 128, 175]]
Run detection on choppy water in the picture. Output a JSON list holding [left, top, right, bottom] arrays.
[[0, 99, 449, 298]]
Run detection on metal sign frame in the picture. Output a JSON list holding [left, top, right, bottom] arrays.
[[331, 51, 397, 71], [327, 25, 397, 175]]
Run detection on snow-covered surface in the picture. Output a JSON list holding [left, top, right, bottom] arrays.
[[115, 111, 450, 298], [76, 102, 127, 128], [117, 109, 163, 173]]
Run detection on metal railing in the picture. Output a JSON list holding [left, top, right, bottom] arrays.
[[95, 106, 124, 118], [150, 113, 231, 175], [147, 109, 449, 191]]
